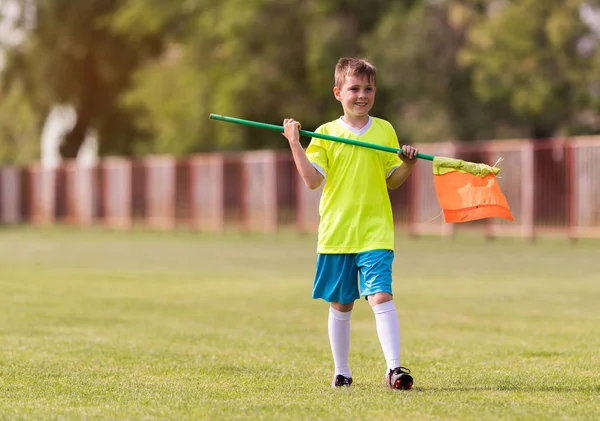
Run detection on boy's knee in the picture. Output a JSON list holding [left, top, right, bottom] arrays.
[[367, 292, 393, 307], [331, 301, 354, 312]]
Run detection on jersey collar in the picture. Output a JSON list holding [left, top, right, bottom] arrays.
[[337, 116, 372, 137]]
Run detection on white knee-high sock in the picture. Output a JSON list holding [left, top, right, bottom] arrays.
[[372, 300, 401, 371], [328, 306, 352, 378]]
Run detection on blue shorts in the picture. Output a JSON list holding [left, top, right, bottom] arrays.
[[312, 250, 394, 304]]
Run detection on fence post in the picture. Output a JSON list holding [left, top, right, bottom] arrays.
[[521, 140, 535, 241], [65, 162, 96, 227], [28, 164, 56, 226], [0, 166, 21, 225], [144, 156, 176, 230], [407, 164, 419, 238], [295, 169, 322, 234], [241, 150, 278, 233], [566, 140, 578, 242], [189, 154, 225, 232], [100, 158, 132, 229]]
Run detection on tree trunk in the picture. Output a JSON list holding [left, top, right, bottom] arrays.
[[60, 50, 97, 159], [60, 110, 90, 159]]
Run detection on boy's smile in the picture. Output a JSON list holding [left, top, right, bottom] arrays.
[[334, 74, 376, 128]]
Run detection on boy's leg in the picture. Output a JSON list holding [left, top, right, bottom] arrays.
[[370, 299, 401, 371], [313, 254, 360, 385], [358, 250, 413, 390], [328, 305, 353, 380], [358, 250, 400, 371]]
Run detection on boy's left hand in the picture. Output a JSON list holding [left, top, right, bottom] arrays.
[[399, 145, 419, 165]]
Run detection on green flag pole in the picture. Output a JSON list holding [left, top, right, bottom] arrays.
[[209, 113, 435, 161]]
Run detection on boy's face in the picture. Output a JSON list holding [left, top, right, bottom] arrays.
[[333, 74, 376, 120]]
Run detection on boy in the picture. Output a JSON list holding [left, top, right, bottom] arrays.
[[282, 57, 418, 390]]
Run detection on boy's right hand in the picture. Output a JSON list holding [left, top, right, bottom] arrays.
[[283, 118, 302, 146]]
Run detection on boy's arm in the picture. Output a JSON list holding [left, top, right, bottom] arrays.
[[283, 118, 324, 190], [386, 163, 415, 189], [386, 145, 419, 190]]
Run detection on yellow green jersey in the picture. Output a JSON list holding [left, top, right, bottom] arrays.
[[306, 116, 404, 254]]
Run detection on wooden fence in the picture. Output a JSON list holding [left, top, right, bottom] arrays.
[[1, 137, 599, 240]]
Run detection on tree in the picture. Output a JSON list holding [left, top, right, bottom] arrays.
[[2, 0, 165, 158], [0, 80, 40, 165], [3, 0, 600, 161], [120, 0, 408, 153], [459, 0, 598, 139]]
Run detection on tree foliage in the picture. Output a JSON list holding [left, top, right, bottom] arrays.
[[2, 0, 600, 163], [0, 80, 40, 165], [460, 0, 599, 138], [1, 0, 164, 159]]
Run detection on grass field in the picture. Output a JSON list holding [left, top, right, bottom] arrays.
[[0, 227, 599, 421]]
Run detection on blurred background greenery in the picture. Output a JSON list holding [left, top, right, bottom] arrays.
[[1, 0, 599, 164]]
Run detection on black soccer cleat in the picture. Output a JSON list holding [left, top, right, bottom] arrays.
[[386, 366, 413, 390], [332, 374, 353, 388]]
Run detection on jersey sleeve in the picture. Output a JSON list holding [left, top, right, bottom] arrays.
[[385, 124, 404, 178], [306, 126, 329, 178]]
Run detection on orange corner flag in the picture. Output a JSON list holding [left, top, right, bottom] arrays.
[[432, 157, 514, 223]]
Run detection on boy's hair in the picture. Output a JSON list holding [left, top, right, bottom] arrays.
[[334, 58, 377, 88]]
